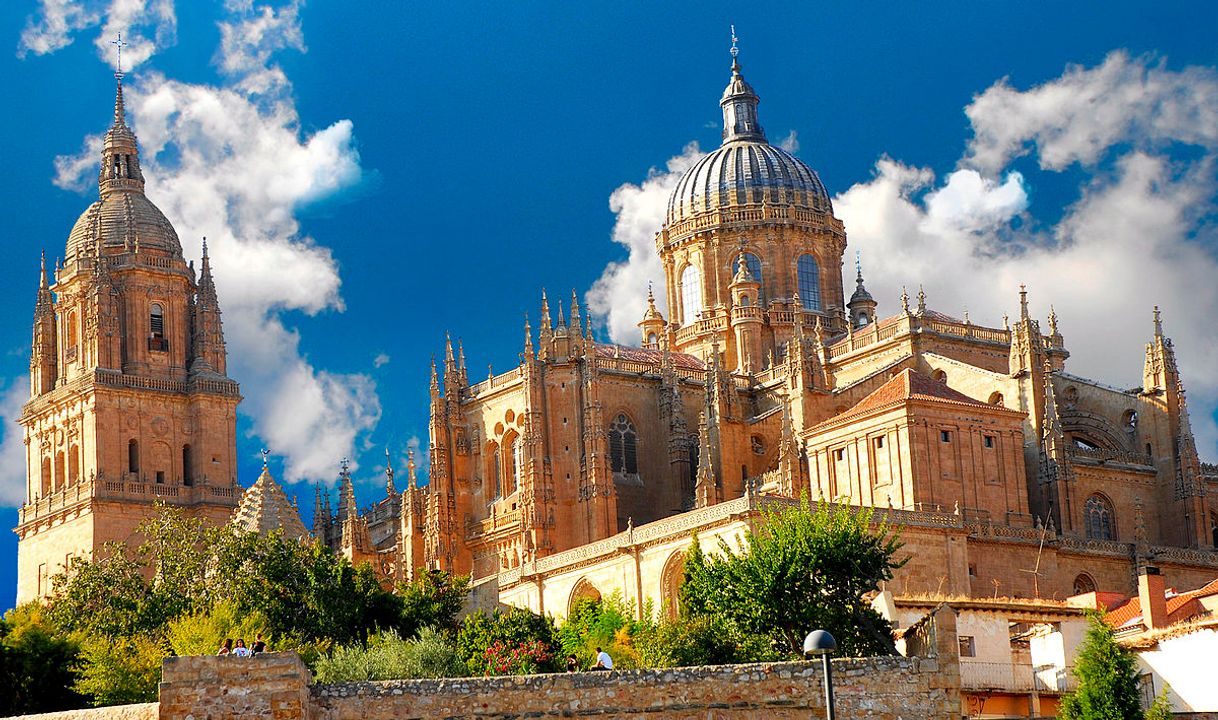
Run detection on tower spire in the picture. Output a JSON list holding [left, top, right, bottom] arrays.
[[385, 447, 396, 496], [720, 25, 764, 144]]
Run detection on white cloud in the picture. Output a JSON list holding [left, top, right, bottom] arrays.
[[586, 142, 704, 344], [50, 1, 381, 483], [0, 377, 31, 506], [588, 51, 1218, 459], [19, 0, 176, 69], [373, 353, 390, 368], [778, 130, 799, 154], [966, 51, 1218, 174], [836, 52, 1218, 458]]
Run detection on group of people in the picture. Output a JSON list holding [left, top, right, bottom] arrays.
[[565, 647, 614, 672], [216, 634, 267, 657]]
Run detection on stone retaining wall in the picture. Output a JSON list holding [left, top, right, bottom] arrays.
[[2, 704, 157, 720], [153, 606, 963, 720]]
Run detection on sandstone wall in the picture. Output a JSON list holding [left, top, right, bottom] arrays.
[[1, 704, 157, 720], [154, 607, 960, 719]]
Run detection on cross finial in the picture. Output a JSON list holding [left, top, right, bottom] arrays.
[[855, 250, 862, 280], [730, 25, 738, 60], [261, 448, 269, 468], [112, 32, 128, 79]]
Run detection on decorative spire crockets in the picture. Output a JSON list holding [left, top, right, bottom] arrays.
[[720, 26, 765, 144], [99, 72, 145, 197]]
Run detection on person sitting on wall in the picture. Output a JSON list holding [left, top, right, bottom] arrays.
[[251, 634, 267, 656], [232, 638, 251, 657], [217, 638, 232, 656], [592, 647, 613, 671], [566, 654, 579, 672]]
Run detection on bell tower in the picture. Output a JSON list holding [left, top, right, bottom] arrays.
[[15, 69, 242, 604]]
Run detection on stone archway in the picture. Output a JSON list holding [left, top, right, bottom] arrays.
[[660, 550, 687, 620], [567, 577, 602, 618]]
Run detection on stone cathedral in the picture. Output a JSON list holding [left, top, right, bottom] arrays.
[[14, 76, 241, 604], [17, 50, 1218, 614]]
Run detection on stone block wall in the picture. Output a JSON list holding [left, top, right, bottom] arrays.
[[153, 607, 962, 720], [1, 704, 158, 720]]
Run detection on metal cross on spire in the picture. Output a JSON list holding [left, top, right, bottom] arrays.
[[855, 250, 862, 279], [730, 25, 739, 60], [261, 448, 269, 468], [112, 32, 128, 79]]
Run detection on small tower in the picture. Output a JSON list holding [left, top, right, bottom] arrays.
[[729, 252, 763, 373], [29, 252, 57, 397], [846, 252, 877, 328], [638, 283, 666, 349]]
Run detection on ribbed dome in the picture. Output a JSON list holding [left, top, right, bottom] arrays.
[[666, 142, 832, 225], [65, 191, 182, 263], [665, 56, 832, 227]]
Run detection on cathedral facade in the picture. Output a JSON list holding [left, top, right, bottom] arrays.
[[14, 76, 241, 604], [406, 50, 1218, 610]]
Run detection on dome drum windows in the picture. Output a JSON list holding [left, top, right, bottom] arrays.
[[796, 255, 821, 311], [680, 265, 703, 324], [148, 303, 168, 352]]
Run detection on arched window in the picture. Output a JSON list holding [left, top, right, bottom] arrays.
[[988, 392, 1004, 406], [1073, 573, 1097, 596], [502, 434, 519, 496], [149, 303, 167, 352], [68, 445, 79, 485], [128, 439, 140, 475], [488, 443, 501, 499], [1084, 494, 1115, 541], [54, 451, 64, 491], [796, 255, 821, 310], [608, 414, 638, 475], [182, 445, 193, 486], [40, 457, 51, 497], [932, 369, 948, 384], [66, 310, 78, 349], [743, 252, 763, 300], [680, 265, 703, 323]]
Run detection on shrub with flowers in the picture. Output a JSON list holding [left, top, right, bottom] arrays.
[[482, 639, 554, 675]]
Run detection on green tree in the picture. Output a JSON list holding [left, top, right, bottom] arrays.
[[396, 568, 471, 638], [680, 496, 904, 657], [1059, 615, 1144, 720], [633, 613, 777, 668], [165, 600, 272, 657], [1144, 688, 1172, 720], [0, 604, 85, 715], [73, 635, 166, 706]]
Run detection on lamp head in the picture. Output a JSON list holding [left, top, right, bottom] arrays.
[[803, 629, 837, 656]]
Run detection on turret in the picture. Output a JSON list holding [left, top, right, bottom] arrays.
[[638, 283, 666, 349], [30, 252, 57, 397], [728, 252, 762, 373], [385, 448, 396, 497], [846, 252, 877, 328], [189, 238, 228, 376]]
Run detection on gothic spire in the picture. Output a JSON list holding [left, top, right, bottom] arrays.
[[190, 237, 227, 376], [406, 449, 418, 490], [99, 66, 145, 197], [569, 290, 583, 337], [385, 448, 396, 497], [523, 313, 534, 359]]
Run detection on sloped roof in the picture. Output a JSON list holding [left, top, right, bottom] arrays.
[[819, 368, 1011, 428], [231, 467, 310, 541], [595, 343, 705, 372], [1104, 577, 1218, 631]]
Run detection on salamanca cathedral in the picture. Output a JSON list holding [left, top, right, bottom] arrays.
[[14, 46, 1218, 613]]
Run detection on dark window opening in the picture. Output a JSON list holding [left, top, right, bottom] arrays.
[[128, 439, 139, 475], [182, 445, 193, 486], [984, 435, 995, 449], [941, 430, 952, 443], [608, 414, 638, 474], [155, 471, 165, 485]]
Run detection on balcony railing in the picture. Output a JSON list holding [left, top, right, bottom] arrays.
[[959, 661, 1075, 694]]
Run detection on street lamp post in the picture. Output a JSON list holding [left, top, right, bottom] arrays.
[[804, 629, 837, 720]]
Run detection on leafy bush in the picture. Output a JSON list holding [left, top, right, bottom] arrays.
[[314, 627, 465, 683], [1059, 615, 1144, 720], [483, 639, 553, 675], [457, 607, 561, 675], [397, 569, 470, 638], [166, 600, 271, 657], [556, 594, 641, 670], [633, 613, 777, 668], [73, 635, 166, 706], [0, 603, 85, 714]]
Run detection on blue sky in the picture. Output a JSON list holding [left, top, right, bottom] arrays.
[[2, 1, 1218, 607]]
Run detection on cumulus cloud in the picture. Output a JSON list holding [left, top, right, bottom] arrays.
[[49, 1, 381, 483], [778, 130, 799, 154], [966, 51, 1218, 174], [586, 143, 704, 343], [0, 378, 31, 506], [373, 353, 391, 369], [19, 0, 176, 69], [588, 51, 1218, 457], [837, 54, 1218, 458]]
